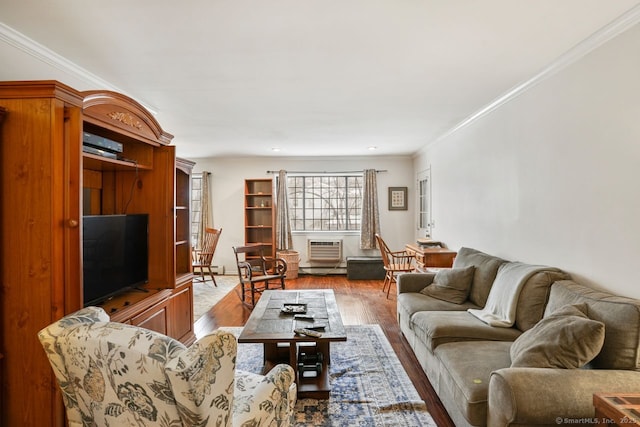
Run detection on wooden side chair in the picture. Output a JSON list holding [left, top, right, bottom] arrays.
[[233, 244, 287, 307], [375, 233, 415, 298], [192, 227, 222, 286]]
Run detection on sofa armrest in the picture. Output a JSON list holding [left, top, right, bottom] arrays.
[[488, 367, 640, 427], [397, 273, 436, 294]]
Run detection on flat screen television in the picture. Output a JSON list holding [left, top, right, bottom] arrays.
[[83, 214, 149, 306]]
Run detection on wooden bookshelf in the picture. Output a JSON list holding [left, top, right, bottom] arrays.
[[244, 178, 276, 258]]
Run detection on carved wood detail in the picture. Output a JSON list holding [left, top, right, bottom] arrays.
[[107, 111, 143, 130]]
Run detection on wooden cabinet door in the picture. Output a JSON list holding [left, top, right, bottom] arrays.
[[62, 104, 83, 313], [131, 300, 170, 335], [169, 282, 195, 344], [0, 82, 83, 427]]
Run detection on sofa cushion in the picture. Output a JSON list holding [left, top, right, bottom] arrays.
[[510, 303, 605, 368], [411, 311, 521, 352], [397, 272, 436, 294], [545, 280, 640, 371], [453, 247, 507, 307], [397, 292, 478, 319], [420, 266, 475, 304], [435, 341, 512, 426], [397, 293, 479, 335], [514, 269, 570, 332]]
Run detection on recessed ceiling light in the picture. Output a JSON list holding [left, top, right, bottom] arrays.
[[271, 147, 281, 152], [368, 146, 377, 150]]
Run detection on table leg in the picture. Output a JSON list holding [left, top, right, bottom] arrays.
[[297, 341, 331, 399], [263, 341, 332, 399]]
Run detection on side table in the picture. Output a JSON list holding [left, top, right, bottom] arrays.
[[405, 243, 456, 272], [593, 393, 640, 426]]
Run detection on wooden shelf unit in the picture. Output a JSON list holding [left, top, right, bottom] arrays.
[[0, 106, 6, 420], [0, 81, 195, 426], [244, 178, 276, 258], [176, 158, 195, 283]]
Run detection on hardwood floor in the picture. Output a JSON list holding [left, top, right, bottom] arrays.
[[195, 274, 455, 427]]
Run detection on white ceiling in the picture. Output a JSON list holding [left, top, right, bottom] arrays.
[[1, 0, 639, 159]]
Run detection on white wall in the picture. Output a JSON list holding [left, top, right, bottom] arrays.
[[190, 156, 415, 274], [414, 23, 640, 298]]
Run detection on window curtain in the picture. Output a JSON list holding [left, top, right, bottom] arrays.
[[275, 169, 293, 250], [197, 171, 212, 250], [360, 169, 380, 249]]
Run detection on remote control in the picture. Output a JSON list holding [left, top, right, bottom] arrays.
[[294, 328, 323, 338], [294, 314, 314, 320], [307, 324, 326, 331]]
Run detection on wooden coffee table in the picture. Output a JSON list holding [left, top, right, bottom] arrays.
[[238, 289, 347, 399]]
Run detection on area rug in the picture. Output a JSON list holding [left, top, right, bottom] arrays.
[[192, 275, 238, 321], [224, 324, 436, 427]]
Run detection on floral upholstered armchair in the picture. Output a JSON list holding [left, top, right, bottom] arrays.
[[38, 307, 296, 427]]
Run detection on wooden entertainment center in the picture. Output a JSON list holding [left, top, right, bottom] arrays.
[[0, 81, 195, 426]]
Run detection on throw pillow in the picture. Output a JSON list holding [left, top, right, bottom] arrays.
[[510, 303, 605, 368], [419, 266, 475, 304]]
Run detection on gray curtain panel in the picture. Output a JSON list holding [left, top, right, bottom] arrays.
[[360, 169, 380, 249], [275, 169, 293, 250]]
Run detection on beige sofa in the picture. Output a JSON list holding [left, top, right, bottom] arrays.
[[397, 247, 640, 427]]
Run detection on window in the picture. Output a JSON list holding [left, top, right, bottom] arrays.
[[417, 170, 431, 237], [287, 174, 363, 231], [191, 173, 202, 246]]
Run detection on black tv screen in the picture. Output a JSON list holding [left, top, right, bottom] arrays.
[[83, 214, 149, 306]]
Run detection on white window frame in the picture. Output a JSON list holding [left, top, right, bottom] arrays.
[[417, 169, 431, 237], [286, 173, 363, 232]]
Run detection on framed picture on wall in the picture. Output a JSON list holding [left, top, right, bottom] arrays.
[[388, 187, 408, 210]]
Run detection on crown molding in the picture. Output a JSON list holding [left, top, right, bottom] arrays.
[[417, 4, 640, 157], [0, 22, 158, 114]]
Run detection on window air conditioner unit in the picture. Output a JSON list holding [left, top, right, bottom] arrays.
[[307, 239, 342, 261], [194, 265, 225, 275], [211, 265, 225, 275]]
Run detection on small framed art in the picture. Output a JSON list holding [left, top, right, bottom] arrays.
[[388, 186, 408, 210]]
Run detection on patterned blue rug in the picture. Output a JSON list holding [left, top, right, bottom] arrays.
[[224, 324, 436, 427]]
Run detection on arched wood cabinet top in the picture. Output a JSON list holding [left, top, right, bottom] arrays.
[[82, 90, 173, 146]]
